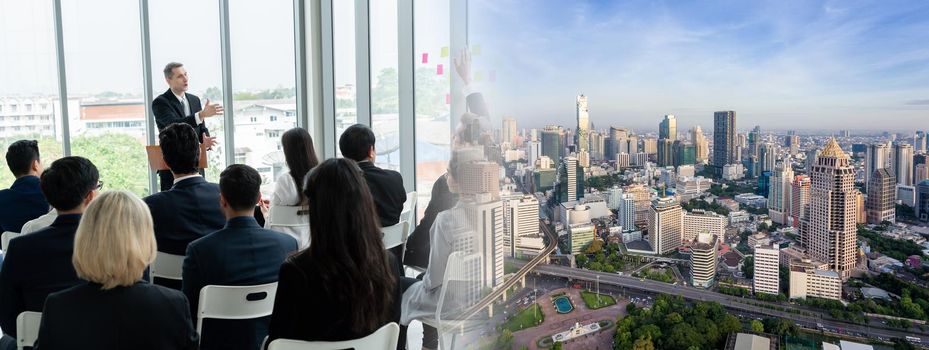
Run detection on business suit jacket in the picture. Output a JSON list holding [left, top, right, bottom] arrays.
[[0, 214, 83, 338], [35, 281, 198, 350], [152, 89, 209, 140], [182, 216, 298, 350], [0, 176, 49, 233], [357, 161, 406, 228], [144, 176, 225, 256]]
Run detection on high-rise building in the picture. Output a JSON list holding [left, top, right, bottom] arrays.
[[527, 140, 541, 168], [865, 142, 890, 192], [692, 126, 709, 163], [690, 232, 718, 289], [626, 184, 651, 228], [659, 114, 677, 141], [617, 193, 636, 232], [608, 126, 628, 160], [589, 131, 605, 160], [753, 245, 781, 296], [541, 125, 563, 169], [502, 117, 517, 146], [459, 197, 506, 290], [713, 111, 737, 175], [866, 168, 896, 225], [915, 131, 927, 153], [805, 149, 821, 174], [503, 194, 540, 257], [683, 210, 725, 243], [569, 223, 595, 254], [616, 152, 630, 170], [893, 143, 914, 186], [748, 125, 762, 160], [576, 95, 590, 153], [790, 175, 811, 228], [786, 135, 800, 156], [555, 156, 584, 203], [916, 164, 929, 184], [768, 162, 794, 225], [916, 180, 929, 223], [458, 161, 501, 199], [806, 138, 857, 280], [673, 141, 696, 166], [657, 139, 674, 167], [759, 143, 777, 173], [648, 196, 683, 255], [627, 133, 639, 154], [643, 137, 657, 155]]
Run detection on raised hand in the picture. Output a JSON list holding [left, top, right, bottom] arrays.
[[453, 47, 472, 85], [201, 99, 224, 118], [202, 132, 218, 151]]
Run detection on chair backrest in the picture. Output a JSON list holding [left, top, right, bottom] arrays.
[[151, 251, 185, 281], [435, 251, 483, 323], [382, 221, 408, 250], [268, 205, 310, 227], [196, 282, 278, 337], [267, 322, 400, 350], [2, 231, 20, 251], [16, 311, 41, 350]]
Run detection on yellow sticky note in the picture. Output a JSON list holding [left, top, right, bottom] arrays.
[[474, 71, 484, 82], [472, 45, 481, 55], [440, 47, 449, 57]]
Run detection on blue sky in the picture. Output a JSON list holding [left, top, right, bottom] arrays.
[[470, 0, 929, 132]]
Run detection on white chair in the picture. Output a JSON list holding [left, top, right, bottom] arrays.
[[150, 251, 185, 281], [267, 205, 310, 228], [382, 221, 409, 250], [196, 282, 278, 345], [2, 231, 20, 251], [267, 322, 400, 350], [16, 311, 41, 350], [400, 191, 417, 259], [419, 251, 484, 350]]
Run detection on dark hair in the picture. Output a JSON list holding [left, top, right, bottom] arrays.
[[338, 124, 376, 162], [163, 62, 183, 79], [301, 158, 395, 333], [160, 123, 200, 174], [219, 164, 261, 212], [40, 156, 99, 211], [281, 128, 319, 199], [6, 140, 40, 177]]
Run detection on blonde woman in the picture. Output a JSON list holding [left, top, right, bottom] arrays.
[[35, 191, 198, 350]]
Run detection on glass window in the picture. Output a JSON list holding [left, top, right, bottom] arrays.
[[370, 0, 400, 172], [0, 1, 63, 188], [414, 0, 451, 214], [61, 0, 150, 196], [333, 0, 356, 156], [149, 0, 226, 183], [229, 0, 296, 196]]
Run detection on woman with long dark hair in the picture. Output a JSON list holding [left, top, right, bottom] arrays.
[[265, 127, 319, 248], [265, 158, 399, 344]]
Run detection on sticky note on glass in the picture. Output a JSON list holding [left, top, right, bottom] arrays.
[[474, 71, 484, 81], [421, 53, 428, 64], [445, 93, 451, 105], [436, 64, 444, 75], [441, 47, 449, 57], [472, 45, 481, 55]]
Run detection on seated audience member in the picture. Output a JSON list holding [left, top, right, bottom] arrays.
[[144, 123, 224, 257], [266, 158, 401, 348], [265, 127, 318, 248], [0, 140, 49, 233], [0, 156, 99, 348], [35, 191, 198, 350], [338, 124, 406, 228], [183, 164, 298, 350], [20, 209, 57, 235]]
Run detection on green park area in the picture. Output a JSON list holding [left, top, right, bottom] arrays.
[[580, 291, 617, 310], [500, 303, 544, 333]]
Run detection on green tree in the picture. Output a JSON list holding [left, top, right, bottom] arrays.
[[665, 323, 701, 350], [575, 254, 588, 268], [751, 320, 764, 333], [742, 256, 754, 279], [585, 239, 605, 254], [633, 335, 655, 350], [588, 261, 603, 271], [371, 68, 399, 114], [495, 329, 514, 350], [552, 341, 563, 350]]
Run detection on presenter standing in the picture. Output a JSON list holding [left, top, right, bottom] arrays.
[[152, 62, 222, 191]]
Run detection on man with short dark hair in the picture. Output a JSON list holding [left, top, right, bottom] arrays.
[[0, 156, 99, 347], [0, 140, 49, 233], [144, 123, 225, 262], [152, 61, 223, 191], [338, 124, 407, 227], [182, 164, 297, 350]]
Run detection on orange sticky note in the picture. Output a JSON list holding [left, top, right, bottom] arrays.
[[437, 64, 444, 75]]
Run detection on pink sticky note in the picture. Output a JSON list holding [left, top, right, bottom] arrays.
[[445, 93, 451, 105], [436, 64, 444, 75], [421, 53, 428, 64]]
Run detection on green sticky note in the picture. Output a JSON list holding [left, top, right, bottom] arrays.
[[441, 47, 449, 57]]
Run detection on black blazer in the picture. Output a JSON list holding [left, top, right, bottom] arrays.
[[0, 214, 83, 338], [144, 176, 225, 256], [182, 216, 298, 350], [152, 88, 209, 140], [357, 161, 406, 228], [35, 281, 198, 350], [0, 175, 49, 233]]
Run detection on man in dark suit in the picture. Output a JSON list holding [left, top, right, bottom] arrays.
[[0, 140, 49, 233], [144, 123, 225, 288], [0, 157, 99, 348], [182, 164, 297, 350], [338, 124, 407, 228], [152, 62, 222, 191]]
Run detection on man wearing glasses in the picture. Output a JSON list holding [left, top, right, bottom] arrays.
[[152, 62, 223, 191]]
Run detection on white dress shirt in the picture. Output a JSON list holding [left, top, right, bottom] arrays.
[[20, 208, 57, 234], [266, 171, 310, 248], [172, 91, 203, 125]]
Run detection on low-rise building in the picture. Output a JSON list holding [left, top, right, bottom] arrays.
[[734, 193, 768, 208], [789, 267, 841, 300], [683, 209, 726, 243]]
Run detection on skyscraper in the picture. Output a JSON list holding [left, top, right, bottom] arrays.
[[659, 114, 677, 141], [608, 126, 628, 160], [806, 138, 857, 280], [759, 143, 777, 173], [893, 143, 914, 186], [713, 111, 737, 175], [786, 135, 800, 156], [648, 196, 683, 255], [617, 193, 636, 232], [692, 126, 709, 163], [541, 125, 563, 169], [790, 175, 811, 228], [555, 156, 584, 203], [805, 149, 821, 174], [657, 139, 674, 167], [576, 95, 589, 153], [643, 137, 657, 155], [690, 232, 718, 289], [503, 194, 540, 257], [917, 180, 929, 223], [753, 245, 781, 296], [768, 162, 794, 225], [527, 140, 541, 168], [865, 142, 890, 192], [915, 131, 927, 153], [916, 164, 929, 184], [625, 184, 651, 228], [866, 168, 896, 225], [589, 131, 605, 160], [502, 117, 517, 146], [673, 141, 696, 166]]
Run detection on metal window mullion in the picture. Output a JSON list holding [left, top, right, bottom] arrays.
[[398, 0, 415, 193], [354, 0, 371, 127], [52, 0, 71, 156], [449, 0, 469, 135], [293, 0, 308, 130], [139, 0, 157, 194], [307, 0, 326, 160], [320, 0, 337, 158], [219, 0, 235, 165]]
